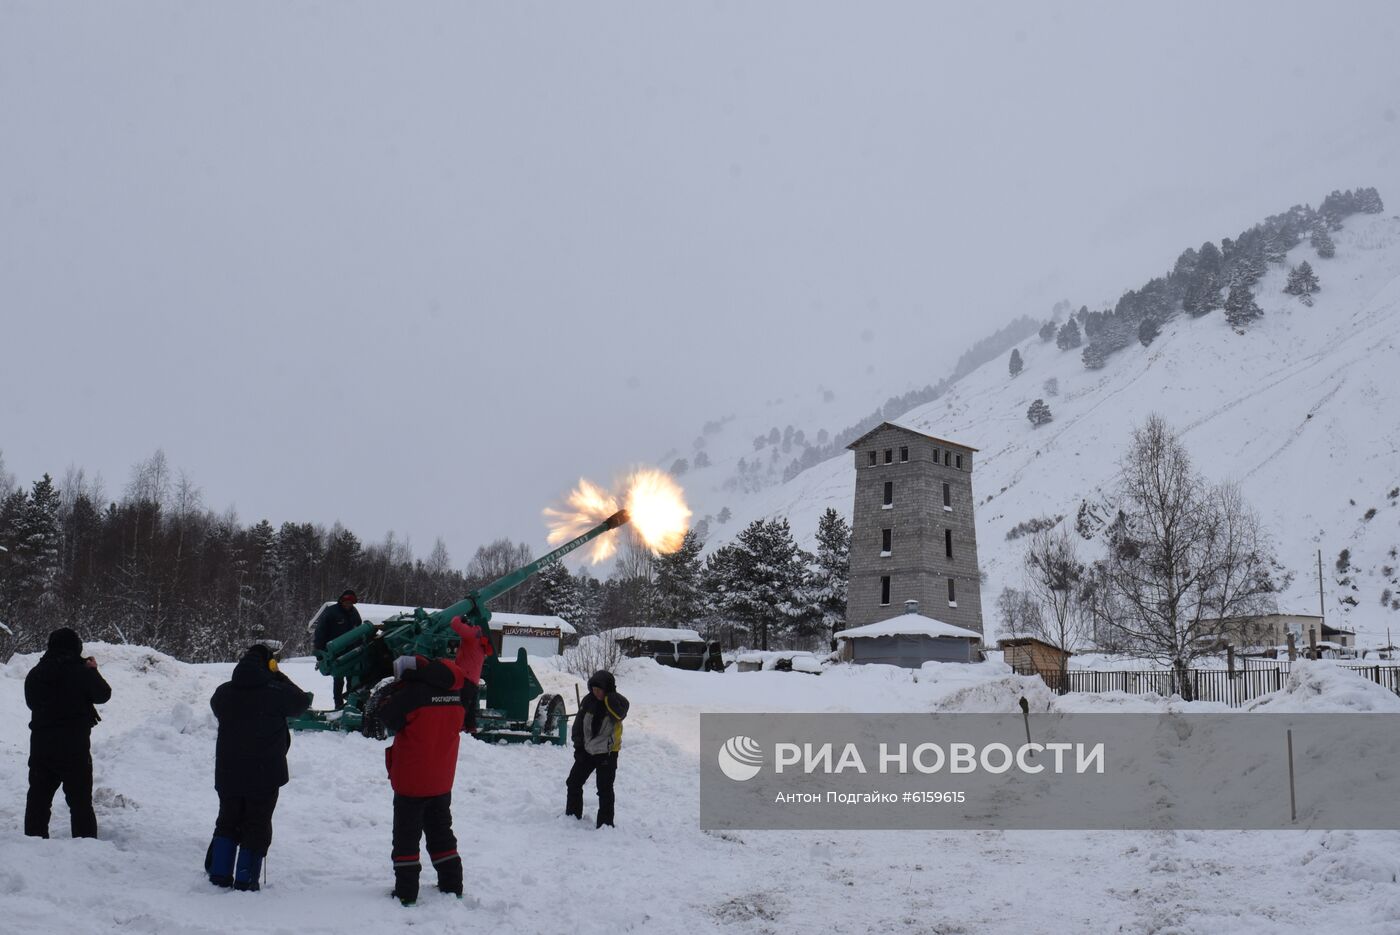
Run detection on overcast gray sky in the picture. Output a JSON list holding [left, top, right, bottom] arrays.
[[3, 1, 1399, 564]]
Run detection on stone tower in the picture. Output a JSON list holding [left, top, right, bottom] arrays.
[[844, 422, 983, 635]]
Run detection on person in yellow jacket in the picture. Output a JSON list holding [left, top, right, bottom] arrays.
[[565, 670, 629, 828]]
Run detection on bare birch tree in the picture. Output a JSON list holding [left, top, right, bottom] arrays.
[[1095, 416, 1285, 698]]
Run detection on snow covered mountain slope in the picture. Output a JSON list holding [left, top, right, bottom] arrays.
[[682, 212, 1400, 647]]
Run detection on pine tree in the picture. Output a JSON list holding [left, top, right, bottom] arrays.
[[2, 476, 62, 634], [1310, 225, 1335, 259], [810, 508, 850, 639], [693, 450, 711, 469], [1081, 344, 1106, 370], [530, 559, 584, 625], [573, 569, 604, 634], [1009, 348, 1023, 377], [1224, 284, 1263, 329], [0, 488, 29, 627], [715, 518, 811, 650], [1056, 319, 1082, 350], [717, 507, 732, 525], [1284, 261, 1320, 303], [1357, 187, 1385, 214], [652, 529, 705, 628], [1027, 399, 1054, 426], [1184, 242, 1223, 316], [1039, 320, 1057, 342], [1138, 318, 1161, 347]]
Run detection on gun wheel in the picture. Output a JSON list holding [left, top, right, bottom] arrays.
[[360, 678, 401, 740], [530, 693, 567, 744]]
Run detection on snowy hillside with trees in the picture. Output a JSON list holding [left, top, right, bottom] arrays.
[[680, 193, 1400, 648]]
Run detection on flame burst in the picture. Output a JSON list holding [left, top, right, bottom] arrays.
[[544, 468, 691, 563]]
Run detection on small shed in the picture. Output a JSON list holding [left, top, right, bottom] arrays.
[[834, 601, 981, 666], [998, 637, 1071, 673], [606, 627, 725, 671]]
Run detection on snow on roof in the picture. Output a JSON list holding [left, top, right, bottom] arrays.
[[491, 612, 576, 635], [605, 626, 705, 642], [306, 602, 575, 634], [835, 613, 982, 641]]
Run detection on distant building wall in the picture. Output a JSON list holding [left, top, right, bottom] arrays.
[[846, 424, 983, 635], [849, 634, 976, 666]]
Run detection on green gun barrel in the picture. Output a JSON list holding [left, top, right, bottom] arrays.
[[319, 508, 630, 674]]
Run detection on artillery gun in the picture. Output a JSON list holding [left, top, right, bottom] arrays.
[[291, 509, 630, 744]]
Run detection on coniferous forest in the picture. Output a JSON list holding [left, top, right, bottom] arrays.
[[0, 448, 853, 662]]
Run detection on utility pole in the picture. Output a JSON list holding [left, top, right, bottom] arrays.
[[1317, 549, 1325, 628]]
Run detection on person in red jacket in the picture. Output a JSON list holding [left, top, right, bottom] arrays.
[[377, 654, 466, 907], [450, 615, 493, 734]]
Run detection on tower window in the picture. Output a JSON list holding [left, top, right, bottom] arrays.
[[884, 448, 893, 464], [882, 528, 892, 554], [868, 451, 877, 466], [944, 451, 951, 467], [945, 529, 953, 558], [899, 446, 908, 462], [883, 481, 893, 508], [947, 578, 956, 604], [932, 447, 940, 463], [881, 576, 891, 605], [942, 482, 951, 508], [956, 453, 964, 470]]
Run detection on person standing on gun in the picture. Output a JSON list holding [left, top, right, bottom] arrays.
[[450, 615, 493, 734], [565, 670, 629, 828], [206, 643, 311, 891], [311, 589, 361, 709], [378, 653, 467, 907], [24, 627, 112, 839]]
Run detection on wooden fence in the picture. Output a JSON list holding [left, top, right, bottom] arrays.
[[1015, 663, 1400, 707]]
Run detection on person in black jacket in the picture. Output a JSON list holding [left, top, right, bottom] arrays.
[[565, 670, 629, 828], [24, 627, 112, 839], [206, 643, 311, 891], [311, 589, 362, 709]]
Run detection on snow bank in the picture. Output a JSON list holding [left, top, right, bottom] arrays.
[[727, 650, 826, 673], [1244, 660, 1400, 713]]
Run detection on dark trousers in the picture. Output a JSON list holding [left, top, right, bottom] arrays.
[[566, 750, 618, 827], [332, 676, 347, 709], [391, 792, 461, 901], [213, 790, 280, 857], [25, 749, 96, 839], [460, 681, 479, 733]]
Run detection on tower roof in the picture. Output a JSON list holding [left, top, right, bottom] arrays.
[[844, 420, 979, 452], [835, 613, 982, 640]]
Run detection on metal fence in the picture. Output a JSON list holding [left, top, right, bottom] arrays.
[[1016, 663, 1400, 707]]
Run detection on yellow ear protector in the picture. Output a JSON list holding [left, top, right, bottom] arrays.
[[268, 658, 279, 673]]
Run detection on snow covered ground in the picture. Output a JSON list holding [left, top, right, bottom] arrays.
[[4, 644, 1400, 934]]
